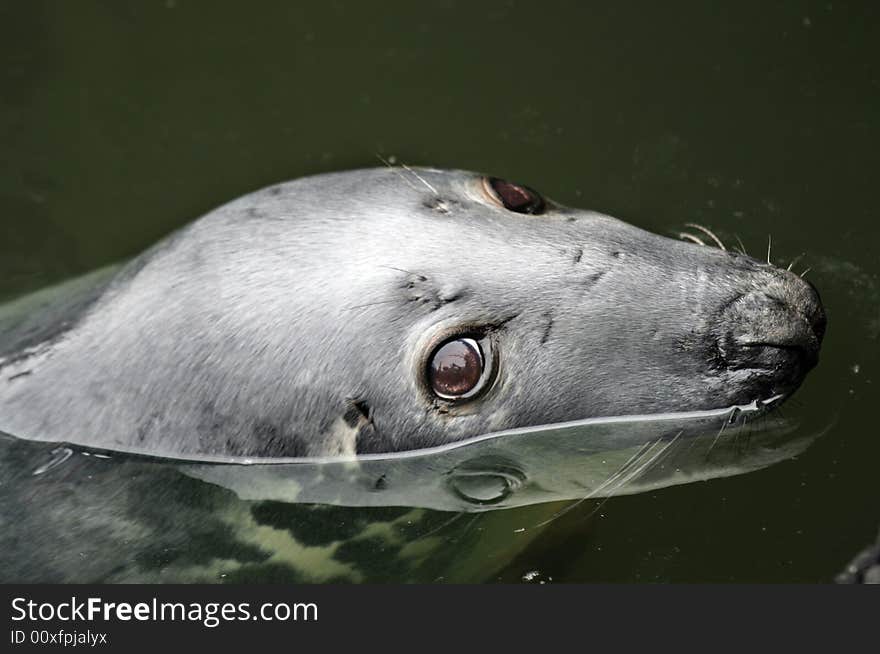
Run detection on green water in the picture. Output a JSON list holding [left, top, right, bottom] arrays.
[[1, 1, 878, 582]]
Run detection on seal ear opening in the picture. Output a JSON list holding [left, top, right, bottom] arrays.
[[344, 398, 395, 454], [343, 399, 371, 428]]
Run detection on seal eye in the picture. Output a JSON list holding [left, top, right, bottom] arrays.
[[483, 177, 545, 215], [428, 337, 488, 400]]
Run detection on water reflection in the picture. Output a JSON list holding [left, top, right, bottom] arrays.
[[8, 397, 821, 511], [0, 396, 826, 582]]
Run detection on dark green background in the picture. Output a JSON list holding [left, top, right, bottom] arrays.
[[1, 0, 878, 581]]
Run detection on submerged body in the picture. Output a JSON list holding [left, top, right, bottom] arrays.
[[0, 168, 825, 458]]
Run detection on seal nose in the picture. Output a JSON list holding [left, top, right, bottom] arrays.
[[714, 272, 826, 390]]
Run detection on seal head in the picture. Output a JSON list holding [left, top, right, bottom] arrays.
[[0, 168, 825, 457]]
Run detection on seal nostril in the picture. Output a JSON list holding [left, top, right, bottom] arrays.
[[714, 288, 823, 385]]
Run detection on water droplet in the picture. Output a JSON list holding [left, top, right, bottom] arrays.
[[32, 447, 73, 476], [522, 570, 540, 582]]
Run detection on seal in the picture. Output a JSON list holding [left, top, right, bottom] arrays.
[[0, 167, 826, 458]]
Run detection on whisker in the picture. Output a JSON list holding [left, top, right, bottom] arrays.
[[375, 153, 420, 192], [684, 223, 727, 250], [800, 267, 812, 278], [377, 265, 418, 276], [609, 433, 680, 490], [532, 434, 683, 530], [705, 409, 734, 458], [457, 514, 482, 539], [574, 433, 682, 524], [731, 416, 758, 453], [678, 232, 707, 247], [415, 511, 466, 540], [734, 235, 748, 255], [401, 163, 439, 196], [766, 234, 772, 264], [346, 298, 400, 310], [531, 440, 657, 529], [787, 253, 805, 272]]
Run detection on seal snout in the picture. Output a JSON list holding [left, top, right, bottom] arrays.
[[713, 272, 826, 395]]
